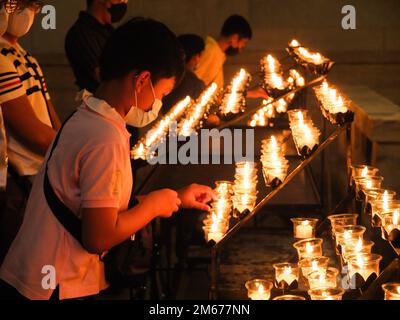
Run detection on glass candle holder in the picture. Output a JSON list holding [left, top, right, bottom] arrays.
[[273, 295, 306, 300], [202, 223, 228, 243], [232, 194, 257, 216], [371, 200, 400, 228], [334, 225, 366, 247], [364, 189, 397, 219], [293, 238, 323, 260], [298, 256, 330, 281], [307, 267, 339, 290], [381, 210, 400, 252], [350, 165, 379, 186], [308, 288, 345, 300], [347, 253, 382, 289], [355, 176, 384, 201], [245, 279, 273, 300], [215, 181, 233, 197], [342, 239, 374, 263], [382, 283, 400, 300], [328, 213, 359, 237], [273, 263, 299, 290], [291, 218, 319, 239], [262, 165, 289, 188]]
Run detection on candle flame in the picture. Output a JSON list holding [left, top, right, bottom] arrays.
[[301, 220, 310, 226], [355, 238, 363, 252], [393, 209, 400, 225], [290, 39, 299, 47], [258, 284, 265, 294], [366, 179, 373, 190], [311, 260, 318, 271], [306, 242, 313, 254], [361, 166, 368, 177], [284, 266, 292, 275]]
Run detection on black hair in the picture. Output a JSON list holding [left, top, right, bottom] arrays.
[[221, 15, 252, 39], [86, 0, 94, 8], [178, 34, 205, 64], [100, 17, 185, 85]]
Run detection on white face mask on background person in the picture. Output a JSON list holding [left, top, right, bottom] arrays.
[[7, 8, 35, 38], [125, 78, 163, 128], [0, 6, 9, 36]]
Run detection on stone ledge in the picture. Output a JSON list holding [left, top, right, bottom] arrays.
[[340, 85, 400, 142]]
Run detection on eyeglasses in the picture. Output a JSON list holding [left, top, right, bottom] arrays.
[[4, 0, 43, 14]]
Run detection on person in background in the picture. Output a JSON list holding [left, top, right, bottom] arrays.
[[0, 0, 61, 265], [0, 17, 215, 300], [162, 34, 205, 114], [0, 0, 11, 216], [65, 0, 129, 93], [195, 14, 268, 99]]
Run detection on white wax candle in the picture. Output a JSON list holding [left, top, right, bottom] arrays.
[[295, 222, 314, 239]]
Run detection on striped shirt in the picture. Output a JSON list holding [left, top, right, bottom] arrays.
[[0, 37, 53, 176]]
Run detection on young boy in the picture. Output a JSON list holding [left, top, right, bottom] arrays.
[[0, 17, 215, 300], [196, 15, 268, 99]]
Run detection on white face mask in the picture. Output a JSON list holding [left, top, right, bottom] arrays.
[[0, 6, 9, 36], [125, 78, 163, 128], [7, 8, 35, 38]]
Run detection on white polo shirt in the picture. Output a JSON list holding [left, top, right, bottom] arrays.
[[0, 92, 133, 300]]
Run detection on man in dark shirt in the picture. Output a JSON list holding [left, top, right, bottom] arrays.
[[65, 0, 128, 93], [162, 34, 206, 113]]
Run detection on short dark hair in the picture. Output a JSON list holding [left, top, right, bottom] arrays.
[[178, 34, 205, 64], [86, 0, 95, 8], [100, 17, 185, 85], [221, 15, 252, 39]]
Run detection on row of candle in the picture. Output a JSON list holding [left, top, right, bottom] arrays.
[[246, 236, 344, 300], [248, 93, 295, 127], [288, 39, 327, 66], [351, 164, 400, 254], [260, 135, 289, 188], [131, 96, 192, 160], [219, 68, 251, 116], [232, 161, 258, 216], [203, 181, 233, 244], [287, 39, 333, 76], [313, 80, 354, 125], [178, 83, 219, 137], [288, 109, 321, 157], [260, 54, 291, 97]]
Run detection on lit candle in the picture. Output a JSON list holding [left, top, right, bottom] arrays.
[[382, 283, 400, 300], [131, 142, 147, 160], [245, 280, 273, 300], [273, 263, 299, 289], [292, 219, 318, 239]]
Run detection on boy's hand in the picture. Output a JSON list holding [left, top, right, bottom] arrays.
[[178, 184, 217, 211], [141, 189, 181, 218]]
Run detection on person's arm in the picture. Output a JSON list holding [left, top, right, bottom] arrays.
[[81, 189, 181, 254], [177, 183, 216, 211], [2, 95, 57, 156], [46, 99, 61, 130]]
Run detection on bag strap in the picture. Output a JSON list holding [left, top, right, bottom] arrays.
[[43, 110, 140, 247], [43, 111, 85, 245]]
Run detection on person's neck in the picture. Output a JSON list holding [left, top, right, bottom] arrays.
[[87, 5, 108, 25], [95, 81, 130, 118], [2, 33, 18, 45], [217, 36, 230, 52]]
